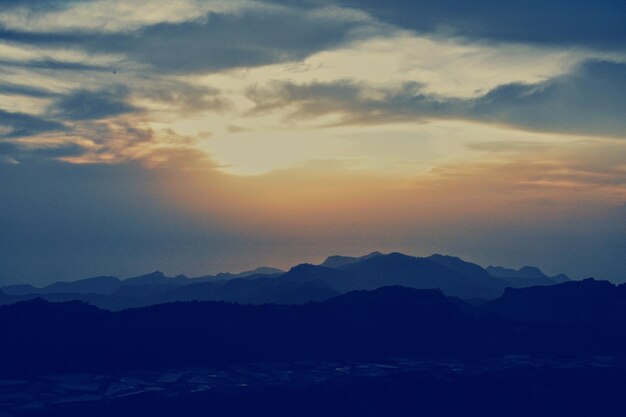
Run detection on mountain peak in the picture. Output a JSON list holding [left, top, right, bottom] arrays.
[[518, 266, 547, 278], [288, 263, 326, 273], [123, 271, 183, 286], [428, 253, 461, 261], [487, 265, 547, 279], [320, 251, 384, 268], [228, 266, 284, 278], [1, 284, 39, 295]]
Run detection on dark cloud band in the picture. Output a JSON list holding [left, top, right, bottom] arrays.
[[0, 7, 364, 74], [50, 85, 137, 121], [289, 0, 626, 51], [0, 108, 65, 138]]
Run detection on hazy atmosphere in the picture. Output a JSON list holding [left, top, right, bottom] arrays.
[[1, 0, 625, 285]]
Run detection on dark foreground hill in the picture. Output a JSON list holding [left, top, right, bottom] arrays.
[[3, 280, 626, 379], [0, 287, 469, 377], [485, 278, 626, 326]]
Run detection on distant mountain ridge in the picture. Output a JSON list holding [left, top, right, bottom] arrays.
[[320, 251, 383, 268], [1, 267, 285, 295], [0, 252, 577, 309], [486, 265, 570, 288], [210, 266, 285, 281]]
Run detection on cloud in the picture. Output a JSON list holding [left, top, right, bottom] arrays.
[[246, 59, 626, 138], [0, 57, 106, 72], [0, 0, 245, 33], [136, 80, 231, 113], [50, 85, 137, 121], [0, 81, 59, 98], [315, 0, 626, 52], [58, 119, 154, 162], [0, 77, 227, 164], [11, 0, 626, 53], [0, 0, 87, 11], [0, 140, 88, 161], [49, 120, 214, 167], [0, 108, 64, 138], [246, 80, 462, 125], [0, 7, 368, 74], [226, 125, 250, 134], [0, 116, 154, 165], [0, 154, 19, 164], [466, 141, 551, 153], [470, 60, 626, 137]]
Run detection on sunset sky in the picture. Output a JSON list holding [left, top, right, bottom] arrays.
[[1, 0, 625, 285]]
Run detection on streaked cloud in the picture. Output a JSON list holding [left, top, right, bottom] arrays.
[[0, 81, 59, 98], [0, 108, 64, 138], [0, 0, 246, 32], [245, 59, 626, 138], [1, 4, 371, 74]]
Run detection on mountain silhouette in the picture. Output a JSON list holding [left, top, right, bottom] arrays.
[[4, 280, 626, 379], [0, 287, 472, 377], [486, 265, 570, 287], [121, 271, 191, 286], [1, 283, 39, 295], [329, 252, 505, 298], [209, 266, 285, 281], [154, 276, 339, 305], [319, 251, 383, 268], [427, 254, 490, 277], [1, 278, 122, 295], [0, 252, 578, 309], [41, 276, 122, 295], [484, 278, 626, 326]]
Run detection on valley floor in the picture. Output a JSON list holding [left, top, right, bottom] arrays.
[[2, 356, 626, 417]]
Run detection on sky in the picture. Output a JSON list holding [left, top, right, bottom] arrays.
[[1, 0, 625, 285]]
